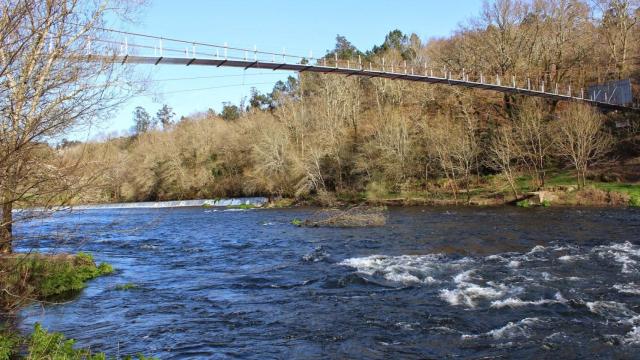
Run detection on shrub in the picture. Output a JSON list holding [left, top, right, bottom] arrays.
[[630, 195, 640, 208], [0, 253, 113, 311], [365, 181, 389, 202], [516, 199, 531, 208], [0, 328, 19, 360], [541, 199, 551, 207], [26, 323, 157, 360], [290, 218, 303, 226]]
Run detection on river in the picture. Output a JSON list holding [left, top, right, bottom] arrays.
[[14, 206, 640, 359]]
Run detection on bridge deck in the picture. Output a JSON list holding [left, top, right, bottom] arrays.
[[104, 55, 638, 112]]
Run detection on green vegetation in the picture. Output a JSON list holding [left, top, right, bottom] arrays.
[[516, 199, 531, 208], [291, 218, 303, 226], [541, 199, 552, 207], [0, 253, 131, 360], [630, 195, 640, 208], [45, 3, 637, 213], [0, 253, 113, 312], [0, 326, 19, 360], [114, 283, 139, 291], [0, 323, 156, 360], [227, 204, 257, 210]]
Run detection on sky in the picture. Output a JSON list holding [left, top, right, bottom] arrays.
[[84, 0, 484, 140]]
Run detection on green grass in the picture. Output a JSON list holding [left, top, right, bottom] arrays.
[[1, 252, 113, 311], [0, 326, 19, 360], [594, 182, 640, 197], [114, 282, 139, 291], [516, 171, 640, 206], [1, 255, 156, 360], [0, 323, 157, 360]]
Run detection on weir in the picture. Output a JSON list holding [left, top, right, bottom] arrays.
[[65, 197, 268, 210]]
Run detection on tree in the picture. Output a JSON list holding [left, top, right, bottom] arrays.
[[133, 106, 152, 134], [487, 124, 520, 199], [595, 0, 639, 78], [156, 104, 175, 129], [513, 100, 552, 189], [221, 102, 240, 121], [553, 104, 612, 188], [0, 0, 137, 253], [331, 35, 361, 60], [248, 88, 273, 111]]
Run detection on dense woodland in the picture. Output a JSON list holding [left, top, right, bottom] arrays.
[[7, 0, 640, 213], [59, 0, 638, 205]]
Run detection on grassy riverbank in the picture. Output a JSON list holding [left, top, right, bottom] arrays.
[[289, 171, 640, 208], [0, 253, 154, 359]]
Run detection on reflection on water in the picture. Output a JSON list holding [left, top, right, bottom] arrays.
[[14, 206, 640, 359]]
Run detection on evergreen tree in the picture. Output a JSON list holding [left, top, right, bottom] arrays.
[[133, 106, 151, 134], [156, 104, 175, 129]]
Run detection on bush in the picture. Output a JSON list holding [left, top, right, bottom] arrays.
[[0, 327, 19, 360], [0, 253, 113, 311], [23, 323, 157, 360], [516, 199, 531, 208], [630, 195, 640, 208], [365, 181, 389, 202]]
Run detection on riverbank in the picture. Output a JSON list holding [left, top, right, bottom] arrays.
[[0, 253, 154, 359], [289, 171, 640, 209]]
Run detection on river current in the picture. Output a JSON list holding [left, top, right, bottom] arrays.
[[14, 206, 640, 359]]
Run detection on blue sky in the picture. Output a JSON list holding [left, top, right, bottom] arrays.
[[86, 0, 484, 139]]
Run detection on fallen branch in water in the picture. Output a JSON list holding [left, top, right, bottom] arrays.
[[303, 206, 387, 227]]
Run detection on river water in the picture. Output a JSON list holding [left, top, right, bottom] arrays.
[[14, 206, 640, 359]]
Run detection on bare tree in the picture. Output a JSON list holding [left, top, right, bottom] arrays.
[[593, 0, 639, 78], [553, 103, 612, 187], [513, 99, 552, 189], [0, 0, 139, 253], [487, 123, 521, 199]]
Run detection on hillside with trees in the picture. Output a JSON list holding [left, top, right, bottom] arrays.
[[53, 0, 640, 206]]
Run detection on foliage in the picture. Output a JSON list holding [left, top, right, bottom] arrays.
[[516, 199, 531, 208], [0, 324, 157, 360], [133, 106, 153, 135], [155, 104, 176, 130], [221, 102, 240, 121], [290, 218, 303, 226], [0, 327, 19, 360], [630, 195, 640, 208], [0, 253, 113, 312], [31, 1, 640, 211], [114, 283, 139, 291]]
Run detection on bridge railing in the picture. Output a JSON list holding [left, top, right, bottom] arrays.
[[76, 27, 638, 111]]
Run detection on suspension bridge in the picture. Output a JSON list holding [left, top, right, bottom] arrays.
[[87, 28, 639, 112]]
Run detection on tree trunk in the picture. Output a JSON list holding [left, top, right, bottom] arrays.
[[0, 201, 12, 254]]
